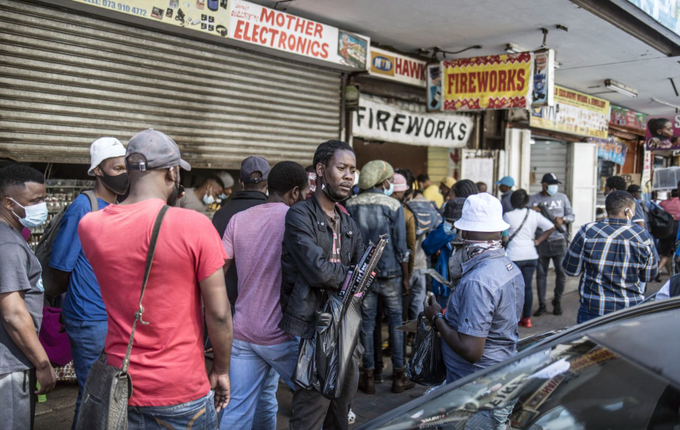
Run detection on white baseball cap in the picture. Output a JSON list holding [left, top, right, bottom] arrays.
[[88, 137, 126, 176], [454, 193, 510, 232]]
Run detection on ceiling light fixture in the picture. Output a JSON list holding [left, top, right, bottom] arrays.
[[505, 43, 529, 54], [651, 98, 680, 110], [604, 79, 638, 98]]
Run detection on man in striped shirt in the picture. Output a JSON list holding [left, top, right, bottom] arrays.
[[563, 190, 658, 324]]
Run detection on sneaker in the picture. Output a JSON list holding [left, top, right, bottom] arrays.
[[552, 300, 563, 316], [518, 317, 532, 328], [348, 409, 356, 425], [533, 305, 547, 317]]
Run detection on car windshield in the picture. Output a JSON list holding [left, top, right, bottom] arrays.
[[372, 336, 680, 429]]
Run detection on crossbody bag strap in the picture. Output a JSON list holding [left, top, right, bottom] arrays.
[[121, 205, 170, 374], [506, 208, 531, 248]]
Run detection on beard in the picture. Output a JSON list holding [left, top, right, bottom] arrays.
[[166, 181, 181, 206]]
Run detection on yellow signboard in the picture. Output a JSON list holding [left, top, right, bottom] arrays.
[[530, 86, 610, 138], [442, 52, 533, 111]]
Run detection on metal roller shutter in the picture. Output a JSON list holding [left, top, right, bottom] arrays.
[[0, 0, 342, 169], [529, 139, 569, 195]]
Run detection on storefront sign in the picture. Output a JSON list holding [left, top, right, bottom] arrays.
[[641, 149, 652, 189], [645, 115, 680, 150], [368, 47, 426, 87], [532, 49, 555, 107], [426, 64, 443, 111], [353, 97, 473, 148], [228, 0, 368, 68], [625, 0, 680, 37], [67, 0, 230, 38], [592, 137, 628, 165], [530, 86, 610, 138], [610, 105, 647, 130], [442, 52, 533, 111]]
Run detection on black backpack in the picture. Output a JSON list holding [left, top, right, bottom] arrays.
[[406, 199, 443, 237], [644, 201, 675, 239], [35, 191, 98, 299]]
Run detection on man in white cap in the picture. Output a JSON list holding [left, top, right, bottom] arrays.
[[48, 137, 128, 427], [425, 193, 524, 385]]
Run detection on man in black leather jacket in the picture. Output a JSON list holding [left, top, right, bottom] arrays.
[[280, 140, 365, 430]]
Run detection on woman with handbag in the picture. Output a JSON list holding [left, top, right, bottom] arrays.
[[503, 190, 555, 328]]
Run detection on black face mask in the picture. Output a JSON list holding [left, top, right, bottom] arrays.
[[100, 170, 129, 195], [322, 178, 345, 203], [167, 179, 182, 207]]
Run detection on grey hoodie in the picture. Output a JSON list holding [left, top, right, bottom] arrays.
[[528, 192, 575, 242]]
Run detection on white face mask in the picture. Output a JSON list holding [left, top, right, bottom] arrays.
[[547, 184, 559, 196], [10, 198, 48, 228], [203, 193, 215, 205]]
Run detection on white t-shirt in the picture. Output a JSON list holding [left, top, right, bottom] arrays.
[[503, 208, 555, 262]]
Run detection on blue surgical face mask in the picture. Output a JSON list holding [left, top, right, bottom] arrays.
[[10, 199, 48, 228], [203, 193, 215, 205], [443, 221, 455, 236], [384, 182, 394, 197], [218, 193, 228, 200], [547, 184, 559, 196]]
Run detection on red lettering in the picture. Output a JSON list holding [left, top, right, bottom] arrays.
[[447, 74, 457, 94], [251, 24, 260, 44], [275, 12, 285, 27], [489, 71, 498, 92], [469, 72, 476, 93], [410, 61, 419, 78], [395, 57, 403, 75], [298, 37, 308, 54], [285, 14, 295, 30], [294, 17, 305, 33], [278, 31, 287, 49], [320, 43, 329, 58], [517, 69, 526, 90], [267, 28, 279, 47], [305, 20, 314, 36], [460, 73, 468, 93], [499, 69, 507, 92], [507, 69, 516, 91], [234, 20, 245, 39], [478, 71, 489, 91], [259, 27, 268, 45], [243, 22, 252, 42], [418, 64, 425, 81], [288, 33, 296, 50], [310, 40, 319, 56], [260, 8, 275, 25]]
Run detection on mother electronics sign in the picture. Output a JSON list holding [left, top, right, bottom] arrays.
[[530, 86, 610, 138], [228, 0, 369, 69], [69, 0, 229, 37], [353, 97, 473, 148], [442, 52, 533, 111]]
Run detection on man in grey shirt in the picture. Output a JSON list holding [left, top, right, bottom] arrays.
[[0, 165, 56, 430], [496, 176, 515, 213], [529, 173, 575, 317]]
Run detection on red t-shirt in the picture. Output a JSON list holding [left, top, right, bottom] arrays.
[[79, 199, 227, 407]]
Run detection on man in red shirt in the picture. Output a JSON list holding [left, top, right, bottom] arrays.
[[79, 129, 233, 429]]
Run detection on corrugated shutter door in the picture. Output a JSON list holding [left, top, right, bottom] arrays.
[[428, 147, 449, 182], [529, 139, 568, 195], [0, 0, 341, 169]]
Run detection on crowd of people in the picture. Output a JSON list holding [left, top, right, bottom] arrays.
[[0, 130, 677, 430]]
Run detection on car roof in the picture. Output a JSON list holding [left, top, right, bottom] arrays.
[[586, 308, 680, 387]]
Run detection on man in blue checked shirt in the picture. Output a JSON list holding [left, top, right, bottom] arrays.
[[563, 190, 658, 324]]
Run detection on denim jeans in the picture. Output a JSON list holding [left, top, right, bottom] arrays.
[[577, 306, 602, 324], [513, 260, 538, 319], [128, 391, 217, 430], [252, 367, 280, 430], [409, 269, 427, 319], [219, 338, 298, 429], [536, 239, 568, 306], [62, 317, 107, 429], [361, 277, 404, 370]]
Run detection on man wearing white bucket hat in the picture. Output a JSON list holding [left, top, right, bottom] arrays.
[[425, 193, 524, 384]]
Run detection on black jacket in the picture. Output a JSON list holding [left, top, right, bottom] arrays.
[[279, 194, 365, 339]]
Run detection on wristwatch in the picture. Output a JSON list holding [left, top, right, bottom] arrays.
[[431, 312, 444, 330]]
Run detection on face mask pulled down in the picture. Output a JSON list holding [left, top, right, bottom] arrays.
[[464, 239, 503, 260], [10, 199, 48, 228]]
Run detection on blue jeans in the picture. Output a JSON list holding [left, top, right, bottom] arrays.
[[513, 259, 538, 319], [409, 269, 427, 319], [577, 306, 602, 324], [252, 367, 280, 430], [361, 277, 404, 370], [62, 317, 107, 429], [128, 391, 217, 430], [219, 338, 298, 429]]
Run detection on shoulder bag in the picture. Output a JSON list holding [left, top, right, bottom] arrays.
[[504, 208, 530, 249], [75, 205, 169, 430]]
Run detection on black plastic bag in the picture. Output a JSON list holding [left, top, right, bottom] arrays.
[[406, 314, 446, 386], [316, 294, 342, 397]]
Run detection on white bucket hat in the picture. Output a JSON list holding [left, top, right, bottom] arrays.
[[454, 193, 510, 232], [88, 137, 126, 176]]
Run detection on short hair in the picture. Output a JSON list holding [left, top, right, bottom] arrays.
[[305, 165, 315, 173], [0, 164, 45, 197], [199, 175, 225, 190], [605, 176, 627, 191], [648, 118, 671, 136], [453, 179, 479, 198], [605, 190, 635, 214], [268, 161, 308, 196], [476, 181, 487, 188], [313, 140, 354, 169], [510, 189, 529, 209], [417, 173, 430, 183]]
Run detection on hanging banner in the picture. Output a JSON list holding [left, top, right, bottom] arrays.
[[442, 52, 533, 111], [530, 86, 610, 138], [353, 96, 473, 148], [532, 49, 555, 107], [592, 137, 628, 165], [368, 47, 426, 87], [427, 64, 443, 111], [228, 0, 368, 69], [610, 105, 647, 131], [66, 0, 230, 38], [645, 115, 680, 150]]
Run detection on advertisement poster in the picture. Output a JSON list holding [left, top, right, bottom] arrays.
[[530, 86, 610, 138], [645, 115, 680, 150], [228, 0, 368, 68], [532, 49, 555, 107], [610, 105, 647, 130], [68, 0, 230, 37], [353, 96, 473, 148], [626, 0, 680, 36], [427, 64, 443, 111], [442, 52, 533, 111], [592, 137, 628, 165], [369, 47, 427, 87]]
